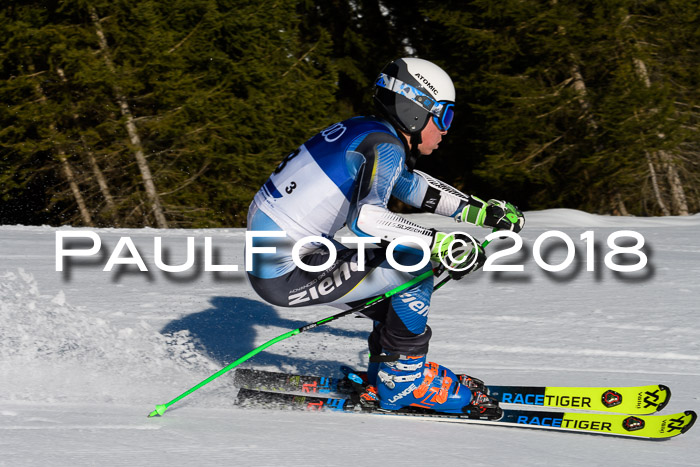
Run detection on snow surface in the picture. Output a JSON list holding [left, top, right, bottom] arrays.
[[1, 209, 699, 466]]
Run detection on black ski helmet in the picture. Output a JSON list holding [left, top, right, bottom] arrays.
[[373, 57, 456, 135]]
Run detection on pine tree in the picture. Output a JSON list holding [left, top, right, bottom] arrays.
[[421, 0, 699, 215], [0, 3, 90, 225], [79, 0, 341, 227], [296, 0, 435, 117], [3, 1, 696, 225], [1, 0, 341, 227]]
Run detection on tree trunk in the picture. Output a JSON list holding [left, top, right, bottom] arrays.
[[611, 193, 630, 216], [553, 8, 620, 216], [59, 155, 94, 225], [659, 150, 689, 215], [646, 152, 671, 216], [568, 59, 597, 128], [633, 57, 689, 215], [553, 1, 599, 127], [89, 7, 169, 228], [56, 67, 120, 226], [29, 65, 94, 226]]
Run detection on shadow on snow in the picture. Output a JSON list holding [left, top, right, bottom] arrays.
[[161, 296, 369, 377]]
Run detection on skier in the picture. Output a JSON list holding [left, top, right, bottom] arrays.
[[246, 57, 524, 416]]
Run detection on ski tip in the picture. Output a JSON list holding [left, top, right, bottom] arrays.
[[657, 384, 671, 413], [681, 410, 697, 434], [148, 404, 167, 418]]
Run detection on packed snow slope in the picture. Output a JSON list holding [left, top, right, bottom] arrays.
[[1, 209, 699, 466]]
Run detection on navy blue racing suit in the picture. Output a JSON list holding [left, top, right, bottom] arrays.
[[246, 116, 481, 355]]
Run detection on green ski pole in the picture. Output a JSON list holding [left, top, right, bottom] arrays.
[[148, 236, 492, 417], [148, 267, 434, 417]]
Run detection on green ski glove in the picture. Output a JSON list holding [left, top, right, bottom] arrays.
[[430, 231, 486, 279], [456, 198, 524, 233]]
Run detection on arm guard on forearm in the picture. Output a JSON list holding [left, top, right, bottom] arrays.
[[353, 204, 435, 249], [413, 170, 485, 220]]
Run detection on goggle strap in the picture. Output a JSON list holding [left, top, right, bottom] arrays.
[[376, 73, 447, 117]]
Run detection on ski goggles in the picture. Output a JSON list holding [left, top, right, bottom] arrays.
[[376, 73, 455, 131]]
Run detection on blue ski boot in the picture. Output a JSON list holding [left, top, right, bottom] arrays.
[[375, 354, 500, 418]]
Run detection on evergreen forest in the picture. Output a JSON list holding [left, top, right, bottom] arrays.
[[2, 0, 699, 228]]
